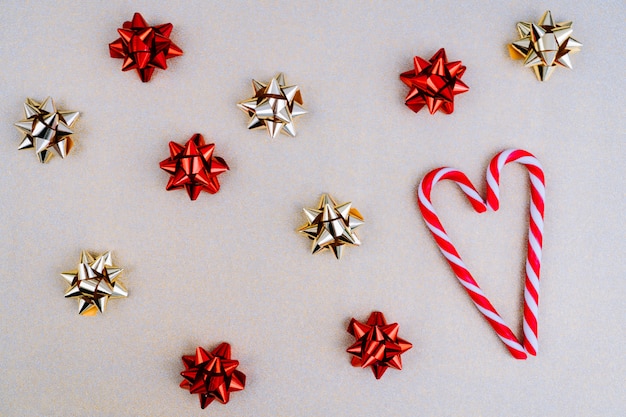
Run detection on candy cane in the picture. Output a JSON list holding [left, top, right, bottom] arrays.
[[417, 149, 545, 359]]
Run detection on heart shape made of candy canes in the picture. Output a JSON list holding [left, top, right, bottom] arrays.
[[417, 149, 545, 359]]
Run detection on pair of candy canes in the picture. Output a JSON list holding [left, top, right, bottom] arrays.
[[418, 148, 545, 359]]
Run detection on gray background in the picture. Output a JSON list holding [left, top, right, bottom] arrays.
[[0, 0, 624, 416]]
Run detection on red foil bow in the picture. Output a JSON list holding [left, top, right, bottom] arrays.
[[180, 343, 246, 409], [109, 12, 183, 82], [400, 48, 469, 114], [159, 133, 229, 200], [347, 311, 413, 379]]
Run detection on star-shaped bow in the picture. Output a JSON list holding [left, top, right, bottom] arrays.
[[297, 194, 364, 260], [61, 251, 128, 316], [14, 97, 80, 163], [180, 343, 246, 409], [347, 311, 413, 379], [400, 48, 469, 114], [109, 12, 183, 82], [159, 134, 229, 201], [237, 73, 307, 138], [509, 10, 582, 81]]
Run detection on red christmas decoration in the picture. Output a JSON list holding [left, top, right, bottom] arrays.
[[399, 48, 469, 114], [109, 12, 183, 82], [159, 133, 229, 201], [347, 311, 413, 379], [180, 343, 246, 409]]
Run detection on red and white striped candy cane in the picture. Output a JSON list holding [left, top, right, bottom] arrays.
[[417, 149, 545, 359]]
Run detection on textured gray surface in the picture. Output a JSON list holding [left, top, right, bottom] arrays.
[[0, 1, 624, 416]]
